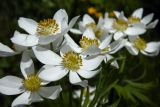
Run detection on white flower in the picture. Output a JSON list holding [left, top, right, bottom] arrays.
[[104, 11, 146, 40], [128, 8, 159, 29], [74, 14, 108, 41], [11, 9, 79, 46], [65, 29, 124, 68], [32, 44, 105, 87], [0, 51, 62, 107], [124, 36, 160, 56]]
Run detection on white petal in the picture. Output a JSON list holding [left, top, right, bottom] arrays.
[[68, 16, 80, 29], [30, 92, 43, 102], [38, 65, 68, 81], [0, 76, 24, 95], [143, 42, 160, 56], [11, 31, 38, 47], [69, 72, 88, 87], [32, 46, 62, 65], [83, 29, 96, 39], [97, 17, 104, 29], [81, 45, 101, 56], [104, 18, 114, 30], [60, 43, 73, 56], [38, 34, 60, 45], [118, 12, 128, 21], [99, 35, 112, 50], [81, 55, 105, 70], [69, 72, 81, 84], [13, 44, 27, 53], [125, 41, 139, 55], [18, 17, 37, 35], [77, 69, 100, 79], [11, 91, 31, 107], [64, 34, 82, 53], [147, 19, 159, 29], [0, 42, 16, 57], [141, 13, 154, 25], [114, 11, 121, 18], [109, 39, 126, 54], [21, 51, 35, 79], [54, 9, 68, 24], [113, 32, 125, 40], [132, 23, 146, 28], [132, 8, 143, 18], [125, 27, 146, 36], [106, 54, 119, 69], [52, 36, 64, 52], [70, 28, 82, 34], [39, 85, 62, 100], [83, 14, 95, 26]]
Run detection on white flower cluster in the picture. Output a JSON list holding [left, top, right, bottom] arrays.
[[0, 8, 160, 107]]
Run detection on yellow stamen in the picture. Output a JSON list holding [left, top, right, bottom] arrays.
[[37, 19, 59, 36], [62, 52, 82, 71], [80, 36, 99, 49], [134, 37, 147, 50], [128, 16, 141, 24], [23, 75, 41, 92], [113, 19, 128, 31]]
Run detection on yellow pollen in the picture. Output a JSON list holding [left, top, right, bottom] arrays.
[[86, 23, 96, 30], [80, 36, 99, 49], [37, 19, 59, 36], [23, 75, 41, 92], [62, 51, 82, 71], [128, 16, 141, 24], [113, 19, 128, 31], [134, 37, 147, 50]]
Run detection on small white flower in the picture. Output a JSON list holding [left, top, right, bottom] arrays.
[[128, 8, 159, 29], [124, 36, 160, 56], [11, 9, 79, 46], [75, 14, 108, 41], [104, 11, 146, 40], [32, 44, 105, 87], [0, 51, 62, 107]]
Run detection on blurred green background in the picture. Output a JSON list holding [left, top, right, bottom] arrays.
[[0, 0, 160, 107]]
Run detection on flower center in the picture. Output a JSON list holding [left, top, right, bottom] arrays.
[[134, 37, 147, 50], [128, 16, 141, 24], [112, 19, 128, 31], [86, 23, 96, 30], [23, 75, 41, 92], [37, 19, 59, 36], [62, 51, 82, 71], [80, 36, 99, 49]]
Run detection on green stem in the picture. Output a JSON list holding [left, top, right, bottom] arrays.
[[80, 88, 84, 106]]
